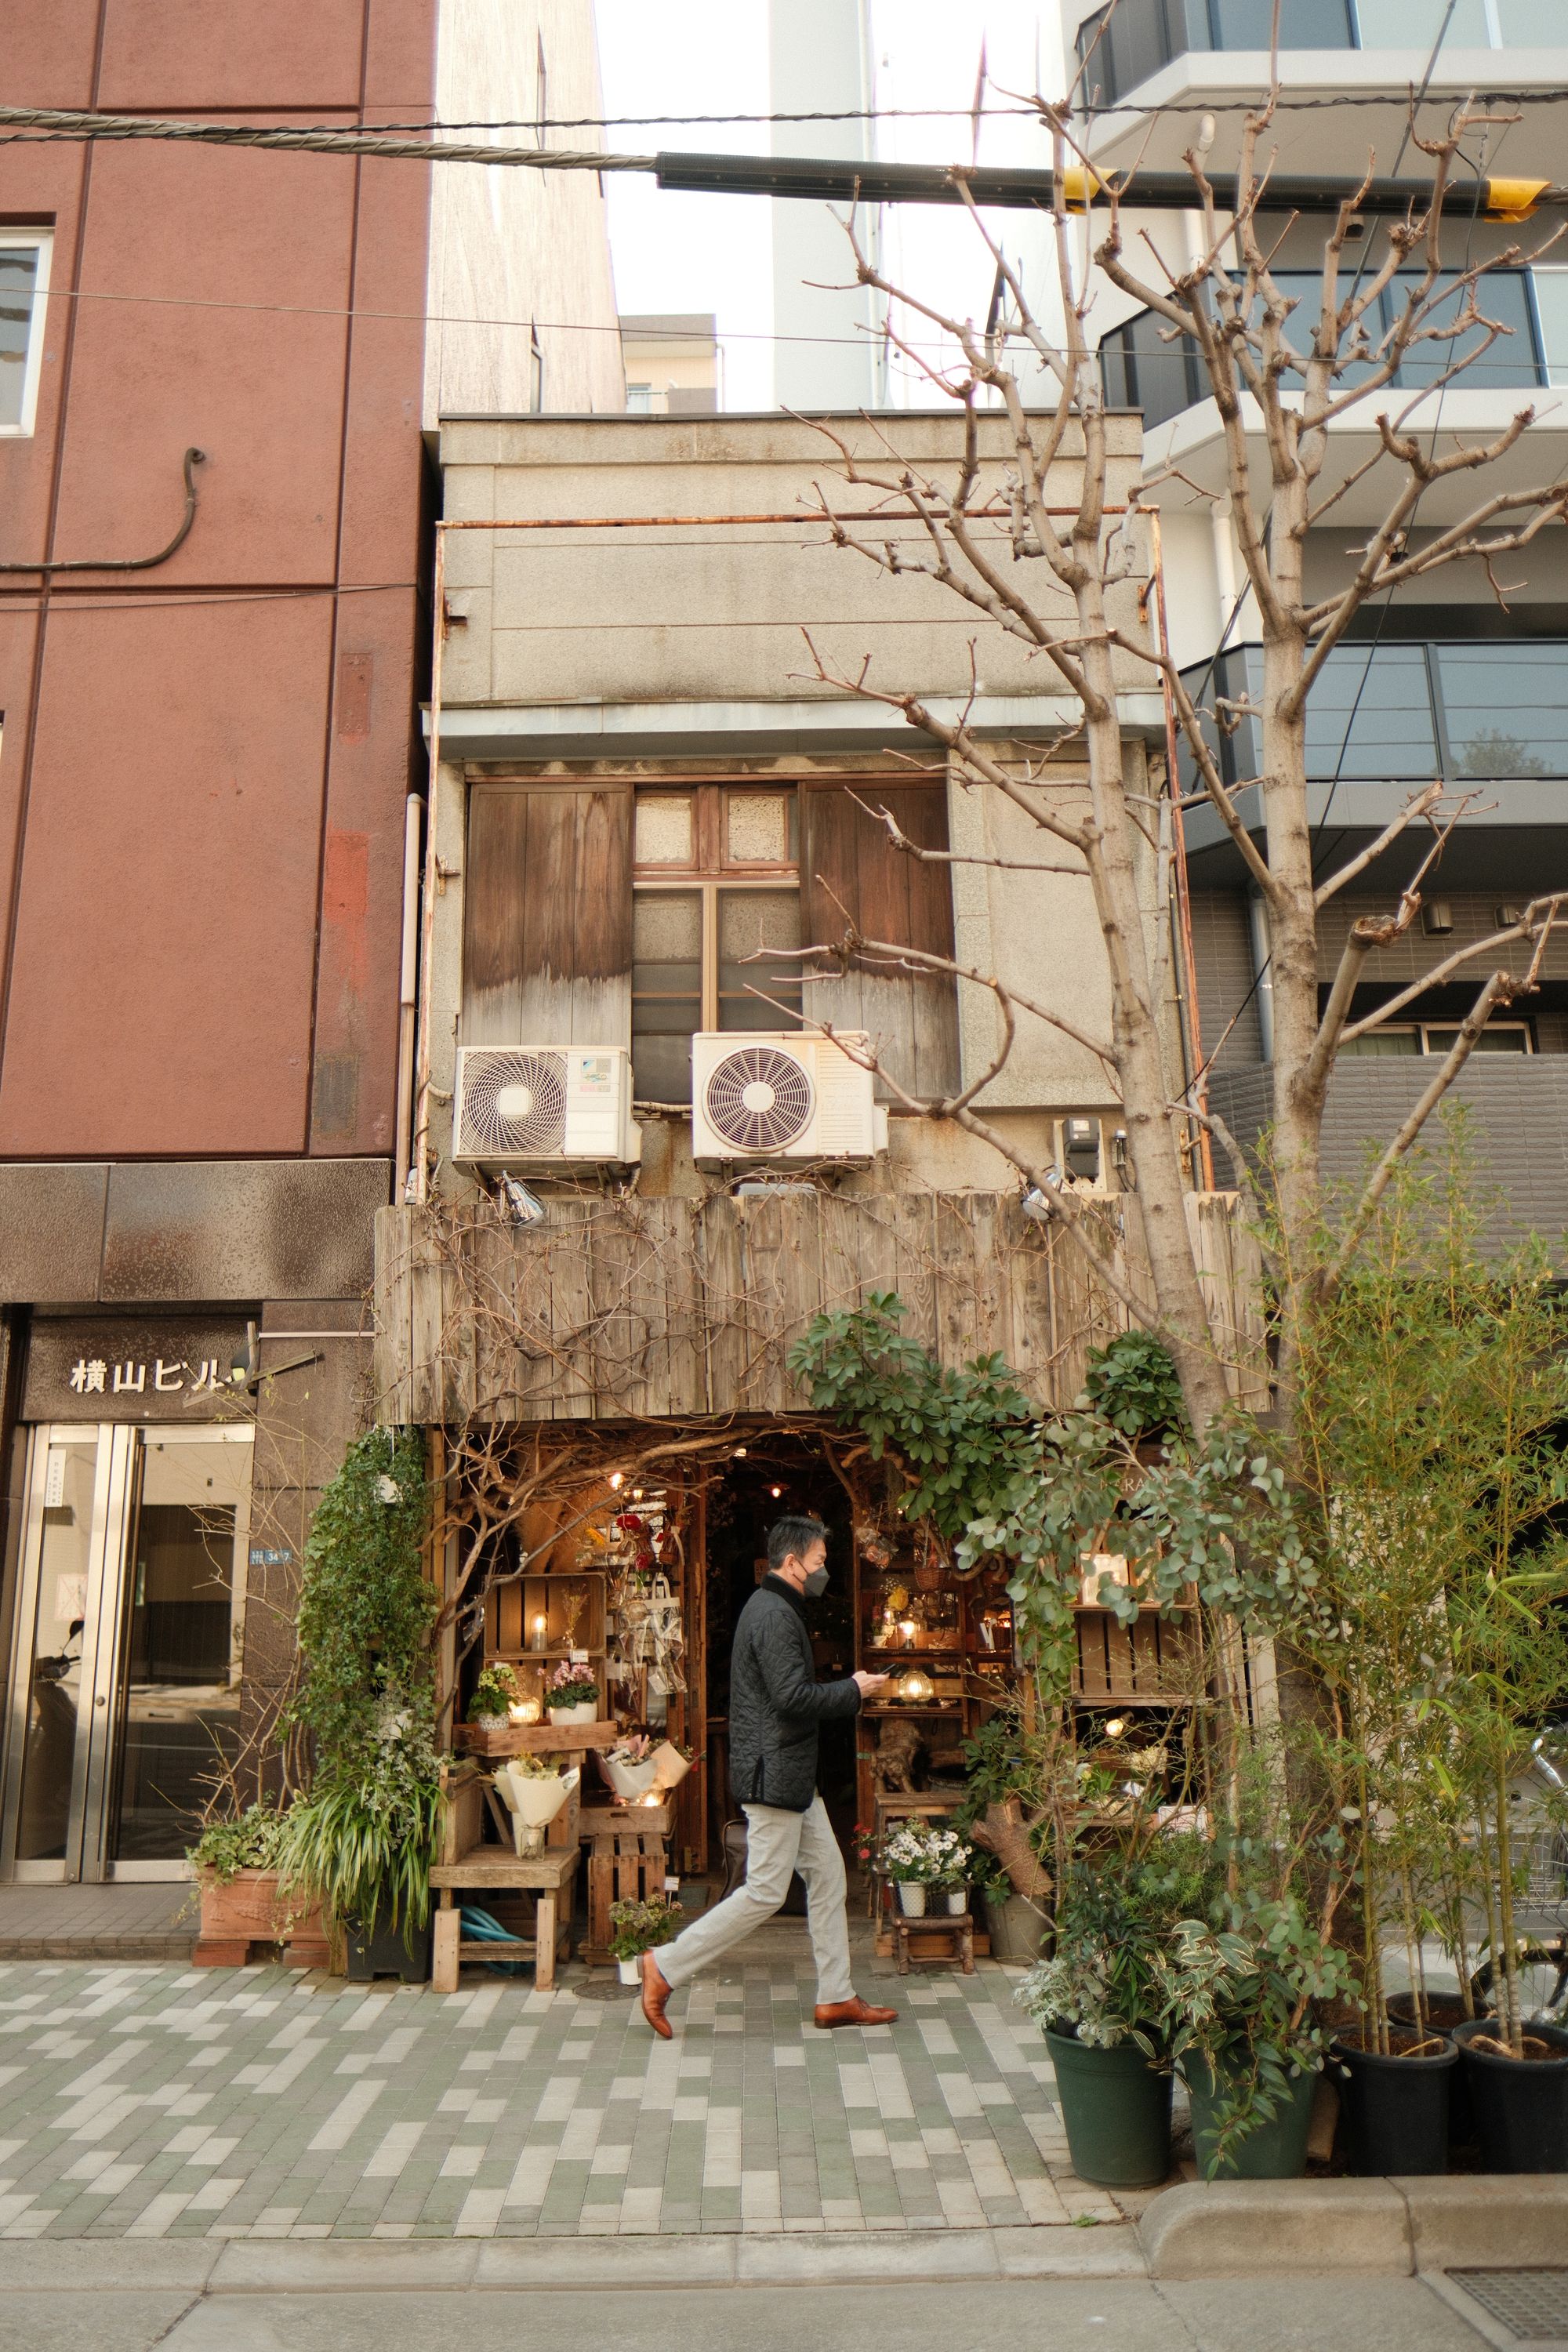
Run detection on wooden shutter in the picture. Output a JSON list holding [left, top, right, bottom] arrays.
[[462, 782, 632, 1046], [800, 782, 960, 1101]]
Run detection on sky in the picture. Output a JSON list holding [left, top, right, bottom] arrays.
[[593, 0, 1067, 411]]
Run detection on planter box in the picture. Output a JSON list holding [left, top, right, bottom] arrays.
[[193, 1869, 329, 1969]]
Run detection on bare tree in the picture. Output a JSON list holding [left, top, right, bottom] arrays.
[[783, 92, 1568, 1436]]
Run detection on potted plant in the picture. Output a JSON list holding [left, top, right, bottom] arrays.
[[545, 1661, 600, 1726], [608, 1892, 684, 1987], [189, 1804, 328, 1965], [1015, 1835, 1214, 2188], [927, 1824, 975, 1915], [1157, 1896, 1353, 2180], [277, 1697, 442, 1981], [881, 1820, 951, 1916], [467, 1662, 521, 1730]]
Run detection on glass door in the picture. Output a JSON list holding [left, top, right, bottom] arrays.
[[0, 1424, 253, 1882]]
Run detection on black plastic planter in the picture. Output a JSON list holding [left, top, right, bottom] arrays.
[[1387, 1995, 1476, 2145], [1330, 2028, 1457, 2176], [347, 1918, 431, 1984], [1045, 2027, 1173, 2187], [1452, 2017, 1568, 2172]]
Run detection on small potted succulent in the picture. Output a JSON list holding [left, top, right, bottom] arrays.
[[608, 1892, 684, 1987], [467, 1662, 521, 1731], [544, 1660, 600, 1726]]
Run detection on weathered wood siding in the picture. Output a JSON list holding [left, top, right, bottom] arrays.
[[800, 782, 960, 1103], [463, 781, 633, 1047], [374, 1189, 1268, 1427]]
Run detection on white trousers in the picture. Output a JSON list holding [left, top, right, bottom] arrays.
[[655, 1794, 853, 2005]]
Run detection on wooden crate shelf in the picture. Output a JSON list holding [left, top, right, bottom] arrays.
[[454, 1719, 619, 1758]]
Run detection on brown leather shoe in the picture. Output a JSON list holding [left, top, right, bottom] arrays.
[[815, 1995, 898, 2029], [641, 1951, 674, 2039]]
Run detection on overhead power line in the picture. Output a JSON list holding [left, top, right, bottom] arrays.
[[0, 108, 1562, 220]]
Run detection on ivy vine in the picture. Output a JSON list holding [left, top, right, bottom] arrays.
[[289, 1427, 435, 1765]]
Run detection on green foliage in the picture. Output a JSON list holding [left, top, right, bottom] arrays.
[[788, 1290, 1041, 1538], [1156, 1899, 1356, 2175], [275, 1704, 441, 1938], [187, 1804, 287, 1882], [290, 1428, 434, 1766], [1014, 1833, 1222, 2051], [1081, 1331, 1188, 1442], [965, 1412, 1323, 1697], [608, 1894, 684, 1962], [1287, 1127, 1568, 2049]]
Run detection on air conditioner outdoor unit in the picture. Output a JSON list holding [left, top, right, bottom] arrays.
[[452, 1046, 640, 1167], [690, 1030, 884, 1164]]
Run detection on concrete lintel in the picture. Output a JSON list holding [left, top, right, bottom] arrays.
[[429, 692, 1168, 760]]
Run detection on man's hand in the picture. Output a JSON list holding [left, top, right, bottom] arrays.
[[853, 1670, 891, 1697]]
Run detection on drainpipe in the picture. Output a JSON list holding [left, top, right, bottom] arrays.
[[1247, 884, 1275, 1065], [394, 792, 423, 1200]]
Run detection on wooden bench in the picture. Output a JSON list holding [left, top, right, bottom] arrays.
[[430, 1765, 580, 1992]]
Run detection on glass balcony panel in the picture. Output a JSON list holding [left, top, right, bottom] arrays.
[[1212, 0, 1355, 43], [1305, 645, 1438, 779], [1436, 644, 1568, 778], [1531, 269, 1568, 387], [1353, 0, 1489, 43], [1493, 0, 1559, 37], [1393, 269, 1540, 391]]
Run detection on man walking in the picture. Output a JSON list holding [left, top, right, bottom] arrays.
[[641, 1514, 898, 2036]]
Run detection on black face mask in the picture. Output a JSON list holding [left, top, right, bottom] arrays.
[[802, 1565, 829, 1598]]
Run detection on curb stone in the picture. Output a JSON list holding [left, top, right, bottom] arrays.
[[0, 2225, 1145, 2294], [1138, 2176, 1568, 2279]]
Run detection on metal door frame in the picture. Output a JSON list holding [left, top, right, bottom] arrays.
[[0, 1421, 254, 1883]]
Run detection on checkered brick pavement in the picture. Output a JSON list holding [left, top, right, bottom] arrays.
[[0, 1955, 1122, 2241]]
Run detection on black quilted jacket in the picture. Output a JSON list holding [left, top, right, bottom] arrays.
[[728, 1574, 862, 1813]]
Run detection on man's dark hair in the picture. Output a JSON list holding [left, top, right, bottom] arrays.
[[768, 1514, 829, 1574]]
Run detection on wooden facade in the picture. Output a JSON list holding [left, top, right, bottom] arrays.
[[372, 1187, 1269, 1427]]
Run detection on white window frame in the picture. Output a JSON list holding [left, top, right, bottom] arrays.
[[1343, 1021, 1534, 1055], [0, 228, 52, 439]]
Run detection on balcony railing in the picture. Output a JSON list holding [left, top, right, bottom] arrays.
[[1102, 268, 1554, 434], [1178, 639, 1568, 791], [1077, 0, 1561, 107]]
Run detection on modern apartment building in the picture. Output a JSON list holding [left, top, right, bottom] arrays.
[[0, 0, 621, 1888], [1069, 0, 1568, 1250]]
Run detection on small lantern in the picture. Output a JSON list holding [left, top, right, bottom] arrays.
[[509, 1696, 542, 1725], [900, 1669, 934, 1703], [530, 1613, 549, 1653]]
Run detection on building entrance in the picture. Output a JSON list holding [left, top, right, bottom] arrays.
[[0, 1424, 253, 1882]]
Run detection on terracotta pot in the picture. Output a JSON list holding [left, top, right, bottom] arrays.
[[196, 1868, 327, 1963]]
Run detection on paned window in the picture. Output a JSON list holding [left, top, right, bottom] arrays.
[[1339, 1022, 1533, 1057], [632, 786, 803, 1103], [0, 233, 50, 437]]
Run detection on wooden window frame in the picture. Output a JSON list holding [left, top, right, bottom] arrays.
[[633, 784, 802, 1036]]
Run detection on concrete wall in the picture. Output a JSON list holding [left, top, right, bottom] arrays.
[[436, 410, 1153, 712], [424, 0, 624, 426]]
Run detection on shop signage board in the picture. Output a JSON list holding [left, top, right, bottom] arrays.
[[23, 1319, 252, 1423]]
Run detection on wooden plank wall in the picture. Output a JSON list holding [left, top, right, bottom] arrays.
[[374, 1189, 1270, 1427]]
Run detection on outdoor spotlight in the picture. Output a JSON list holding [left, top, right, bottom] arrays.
[[497, 1171, 545, 1225]]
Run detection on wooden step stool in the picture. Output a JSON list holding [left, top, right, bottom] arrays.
[[893, 1905, 975, 1976]]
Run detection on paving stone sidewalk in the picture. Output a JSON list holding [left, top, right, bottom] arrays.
[[0, 1954, 1123, 2242]]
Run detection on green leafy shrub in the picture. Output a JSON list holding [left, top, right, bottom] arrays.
[[1081, 1331, 1188, 1442], [187, 1804, 287, 1882], [289, 1428, 434, 1766]]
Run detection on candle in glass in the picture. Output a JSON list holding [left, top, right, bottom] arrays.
[[529, 1612, 549, 1653]]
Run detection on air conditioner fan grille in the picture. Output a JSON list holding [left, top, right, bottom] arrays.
[[703, 1043, 815, 1152], [459, 1051, 567, 1155]]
